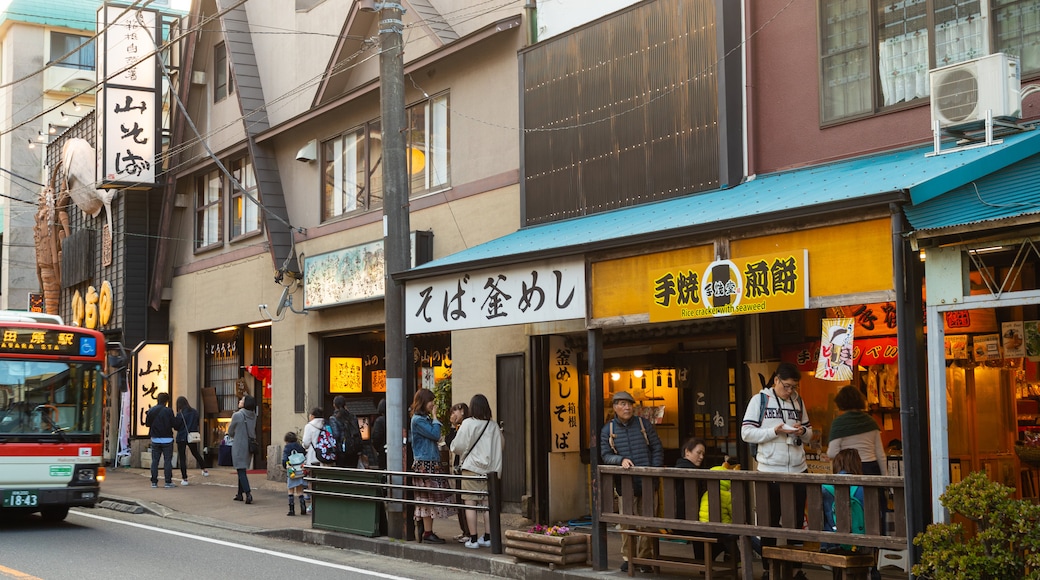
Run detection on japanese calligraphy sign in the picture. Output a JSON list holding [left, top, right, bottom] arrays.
[[648, 251, 809, 322], [816, 318, 855, 381], [97, 5, 159, 187], [405, 258, 586, 334], [330, 357, 363, 393], [548, 336, 580, 453], [133, 342, 170, 437]]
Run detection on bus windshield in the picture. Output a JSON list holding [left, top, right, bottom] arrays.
[[0, 360, 104, 437]]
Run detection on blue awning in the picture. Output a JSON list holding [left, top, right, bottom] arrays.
[[904, 141, 1040, 234], [403, 129, 1040, 279]]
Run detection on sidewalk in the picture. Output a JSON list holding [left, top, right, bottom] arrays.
[[97, 466, 905, 579]]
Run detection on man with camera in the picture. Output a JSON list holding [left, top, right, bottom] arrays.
[[740, 362, 813, 580]]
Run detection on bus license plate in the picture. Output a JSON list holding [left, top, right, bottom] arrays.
[[2, 490, 39, 508]]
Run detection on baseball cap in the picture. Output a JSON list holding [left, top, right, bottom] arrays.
[[611, 391, 635, 404]]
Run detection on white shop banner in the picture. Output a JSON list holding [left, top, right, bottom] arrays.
[[405, 258, 586, 333]]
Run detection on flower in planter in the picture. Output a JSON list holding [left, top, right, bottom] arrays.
[[527, 523, 571, 536]]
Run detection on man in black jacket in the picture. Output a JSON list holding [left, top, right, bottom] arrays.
[[600, 390, 663, 573], [145, 392, 176, 488]]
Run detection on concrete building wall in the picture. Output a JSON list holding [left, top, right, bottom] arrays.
[[0, 23, 45, 311]]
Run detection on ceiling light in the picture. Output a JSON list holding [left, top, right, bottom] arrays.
[[610, 372, 621, 381], [247, 320, 272, 328], [633, 370, 643, 378], [211, 325, 238, 334]]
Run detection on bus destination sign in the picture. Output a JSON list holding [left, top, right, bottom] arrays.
[[0, 328, 97, 357]]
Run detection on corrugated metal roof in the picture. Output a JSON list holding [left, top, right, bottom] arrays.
[[405, 129, 1040, 277], [1, 0, 102, 32], [904, 148, 1040, 232]]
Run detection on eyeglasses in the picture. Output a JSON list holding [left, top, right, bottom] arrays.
[[777, 380, 799, 390], [614, 400, 634, 407]]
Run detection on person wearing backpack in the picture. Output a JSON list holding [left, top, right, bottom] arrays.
[[301, 407, 326, 466], [740, 362, 813, 580], [599, 390, 663, 574], [331, 395, 363, 468], [822, 449, 881, 580], [283, 431, 308, 516]]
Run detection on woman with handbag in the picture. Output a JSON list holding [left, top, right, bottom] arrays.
[[450, 393, 503, 549], [228, 394, 257, 504], [174, 396, 209, 485]]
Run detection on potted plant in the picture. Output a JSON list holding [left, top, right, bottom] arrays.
[[504, 523, 588, 568], [913, 471, 1040, 579]]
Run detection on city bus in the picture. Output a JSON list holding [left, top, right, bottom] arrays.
[[0, 312, 107, 521]]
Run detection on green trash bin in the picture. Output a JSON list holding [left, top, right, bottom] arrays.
[[310, 466, 383, 537]]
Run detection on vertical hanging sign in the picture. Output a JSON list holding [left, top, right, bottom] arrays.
[[133, 343, 170, 437], [548, 336, 580, 453], [816, 318, 855, 381], [97, 4, 160, 188]]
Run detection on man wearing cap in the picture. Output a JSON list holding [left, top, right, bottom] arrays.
[[600, 390, 664, 573]]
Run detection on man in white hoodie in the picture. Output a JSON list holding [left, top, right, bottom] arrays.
[[740, 362, 813, 580]]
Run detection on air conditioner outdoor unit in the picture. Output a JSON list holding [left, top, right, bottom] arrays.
[[930, 53, 1021, 130]]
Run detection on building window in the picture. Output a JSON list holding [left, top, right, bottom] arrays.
[[214, 42, 235, 102], [819, 0, 1040, 124], [50, 32, 94, 70], [406, 93, 450, 195], [195, 170, 223, 249], [322, 120, 383, 221], [230, 158, 261, 238]]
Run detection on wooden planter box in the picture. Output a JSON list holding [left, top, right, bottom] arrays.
[[504, 529, 589, 568]]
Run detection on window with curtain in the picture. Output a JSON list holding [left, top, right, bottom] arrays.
[[819, 0, 1039, 124], [195, 170, 222, 250], [230, 158, 261, 238], [406, 93, 450, 195], [322, 121, 382, 221], [50, 32, 94, 70]]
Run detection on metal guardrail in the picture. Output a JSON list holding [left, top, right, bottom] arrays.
[[305, 466, 503, 553]]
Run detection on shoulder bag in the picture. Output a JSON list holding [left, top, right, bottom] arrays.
[[185, 411, 202, 443], [455, 420, 491, 475]]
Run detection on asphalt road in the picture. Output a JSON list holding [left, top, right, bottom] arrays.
[[0, 508, 496, 580]]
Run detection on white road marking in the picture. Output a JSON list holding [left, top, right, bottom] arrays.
[[71, 511, 413, 580]]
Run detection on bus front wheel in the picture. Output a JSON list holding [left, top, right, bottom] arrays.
[[40, 506, 69, 522]]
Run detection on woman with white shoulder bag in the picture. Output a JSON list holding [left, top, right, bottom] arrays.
[[450, 393, 503, 549]]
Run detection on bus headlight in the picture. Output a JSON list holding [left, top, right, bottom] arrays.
[[75, 467, 98, 483]]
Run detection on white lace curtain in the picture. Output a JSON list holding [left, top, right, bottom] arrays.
[[878, 16, 983, 106]]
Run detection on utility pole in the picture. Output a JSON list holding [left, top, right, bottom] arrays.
[[374, 0, 411, 541]]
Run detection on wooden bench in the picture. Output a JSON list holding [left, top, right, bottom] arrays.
[[620, 529, 739, 578], [762, 546, 875, 580]]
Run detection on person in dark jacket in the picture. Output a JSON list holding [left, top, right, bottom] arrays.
[[599, 390, 663, 573], [331, 395, 361, 468], [173, 396, 209, 485], [370, 399, 387, 470], [144, 392, 176, 488]]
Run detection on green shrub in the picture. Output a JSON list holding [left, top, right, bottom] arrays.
[[432, 372, 451, 438], [913, 471, 1040, 579]]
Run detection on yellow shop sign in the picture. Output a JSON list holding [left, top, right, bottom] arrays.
[[649, 250, 809, 321]]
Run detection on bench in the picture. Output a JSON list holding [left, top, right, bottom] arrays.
[[762, 546, 875, 580], [620, 529, 739, 578]]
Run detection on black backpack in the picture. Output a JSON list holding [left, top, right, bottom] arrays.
[[333, 411, 363, 465]]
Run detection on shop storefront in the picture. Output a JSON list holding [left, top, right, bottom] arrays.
[[199, 324, 272, 469]]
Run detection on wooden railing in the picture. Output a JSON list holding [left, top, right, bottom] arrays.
[[597, 466, 908, 575]]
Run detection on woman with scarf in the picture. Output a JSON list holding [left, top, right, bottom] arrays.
[[827, 385, 887, 476]]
